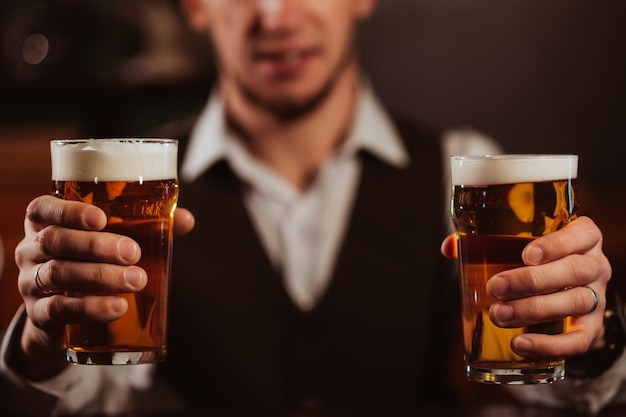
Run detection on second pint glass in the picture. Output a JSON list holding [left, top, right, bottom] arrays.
[[450, 154, 578, 384], [50, 138, 179, 365]]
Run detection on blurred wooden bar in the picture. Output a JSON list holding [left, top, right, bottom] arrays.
[[0, 124, 81, 328]]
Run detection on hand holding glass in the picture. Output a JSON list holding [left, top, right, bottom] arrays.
[[50, 138, 179, 365], [450, 154, 578, 384]]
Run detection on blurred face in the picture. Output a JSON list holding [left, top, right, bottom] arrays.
[[183, 0, 375, 118]]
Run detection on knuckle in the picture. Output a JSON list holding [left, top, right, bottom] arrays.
[[46, 260, 63, 288], [531, 297, 551, 318], [13, 240, 27, 266], [579, 216, 597, 234], [87, 234, 104, 257], [570, 333, 593, 356], [45, 295, 64, 319], [30, 296, 60, 329], [568, 254, 594, 284], [35, 227, 54, 257], [27, 195, 60, 224], [524, 269, 543, 293], [593, 251, 612, 283], [17, 269, 32, 297], [92, 263, 110, 284], [549, 231, 569, 249], [24, 198, 44, 223], [59, 296, 85, 320], [571, 288, 588, 312]]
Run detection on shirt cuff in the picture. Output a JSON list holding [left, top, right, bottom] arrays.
[[506, 346, 626, 415], [0, 306, 142, 417], [0, 305, 64, 416]]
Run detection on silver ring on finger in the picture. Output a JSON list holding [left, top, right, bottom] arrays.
[[583, 285, 599, 315], [35, 264, 54, 295]]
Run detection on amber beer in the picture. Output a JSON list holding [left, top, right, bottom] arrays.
[[450, 154, 578, 384], [50, 139, 179, 365]]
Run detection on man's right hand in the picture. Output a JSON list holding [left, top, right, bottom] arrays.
[[10, 195, 194, 381]]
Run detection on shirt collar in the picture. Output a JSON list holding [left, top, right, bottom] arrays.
[[180, 79, 409, 184], [344, 79, 409, 168], [180, 90, 231, 183]]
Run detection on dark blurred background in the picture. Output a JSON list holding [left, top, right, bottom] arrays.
[[0, 0, 624, 328]]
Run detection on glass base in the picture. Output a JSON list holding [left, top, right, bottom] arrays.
[[66, 348, 167, 365], [467, 363, 565, 384]]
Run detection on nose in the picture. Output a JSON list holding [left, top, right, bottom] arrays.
[[257, 0, 300, 31]]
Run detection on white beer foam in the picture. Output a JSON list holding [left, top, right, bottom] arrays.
[[51, 139, 178, 182], [450, 154, 578, 186]]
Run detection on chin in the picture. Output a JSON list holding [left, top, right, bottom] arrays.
[[246, 82, 330, 120], [263, 96, 321, 120]]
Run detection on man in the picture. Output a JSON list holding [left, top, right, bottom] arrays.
[[0, 0, 621, 415]]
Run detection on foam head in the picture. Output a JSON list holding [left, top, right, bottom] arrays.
[[51, 139, 178, 182], [450, 154, 578, 186]]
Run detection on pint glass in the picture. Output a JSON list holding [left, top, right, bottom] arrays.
[[50, 138, 179, 365], [450, 154, 578, 384]]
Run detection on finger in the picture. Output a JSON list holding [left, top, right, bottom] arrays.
[[29, 295, 129, 329], [440, 234, 458, 259], [174, 207, 195, 236], [522, 216, 602, 266], [33, 226, 141, 265], [34, 264, 57, 296], [487, 255, 597, 300], [26, 195, 107, 231], [20, 261, 147, 298], [510, 328, 595, 360], [489, 285, 604, 328]]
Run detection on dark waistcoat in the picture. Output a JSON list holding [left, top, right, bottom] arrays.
[[160, 116, 461, 414]]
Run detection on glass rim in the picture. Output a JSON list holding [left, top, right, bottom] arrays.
[[450, 154, 577, 161], [51, 138, 178, 145]]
